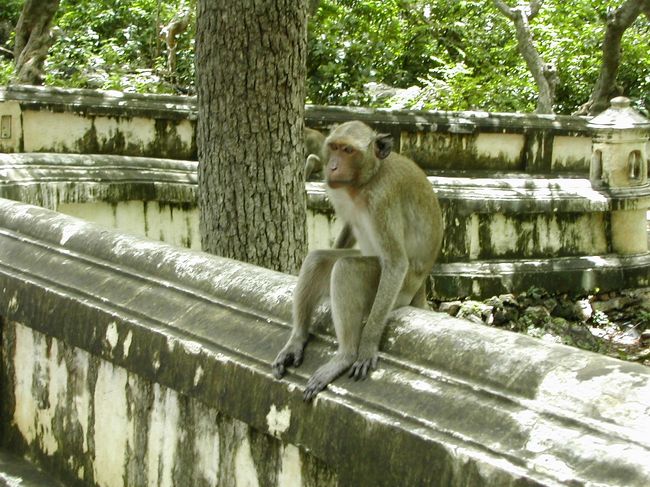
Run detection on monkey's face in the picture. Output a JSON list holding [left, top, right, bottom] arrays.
[[324, 139, 365, 188], [324, 121, 394, 189]]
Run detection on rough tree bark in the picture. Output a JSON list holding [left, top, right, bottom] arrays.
[[13, 0, 60, 85], [195, 1, 309, 275], [575, 0, 650, 115], [494, 0, 559, 113]]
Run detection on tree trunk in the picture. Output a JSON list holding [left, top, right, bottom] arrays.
[[13, 0, 60, 85], [575, 0, 650, 115], [195, 1, 308, 275], [494, 0, 558, 113]]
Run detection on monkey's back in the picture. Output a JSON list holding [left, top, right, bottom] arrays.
[[373, 153, 443, 272]]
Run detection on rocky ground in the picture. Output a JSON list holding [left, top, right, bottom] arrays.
[[432, 287, 650, 366]]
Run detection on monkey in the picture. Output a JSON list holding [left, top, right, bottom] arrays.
[[272, 121, 443, 401], [304, 127, 326, 180]]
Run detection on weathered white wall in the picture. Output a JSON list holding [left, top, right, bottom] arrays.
[[58, 201, 202, 250], [552, 135, 593, 172], [2, 198, 650, 487], [7, 321, 335, 487], [474, 133, 525, 163], [57, 201, 342, 252]]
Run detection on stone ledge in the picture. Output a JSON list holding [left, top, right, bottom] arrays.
[[0, 84, 196, 121], [1, 198, 649, 486], [0, 153, 197, 208], [0, 449, 65, 487], [305, 104, 590, 136], [432, 254, 650, 299], [5, 153, 648, 214], [0, 85, 590, 136]]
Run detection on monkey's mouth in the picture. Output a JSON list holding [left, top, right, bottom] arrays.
[[327, 179, 352, 189], [326, 179, 354, 189]]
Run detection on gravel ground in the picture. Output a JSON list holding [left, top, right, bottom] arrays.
[[433, 287, 650, 366]]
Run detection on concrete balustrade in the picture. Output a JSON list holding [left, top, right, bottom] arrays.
[[1, 85, 649, 299], [1, 197, 650, 486]]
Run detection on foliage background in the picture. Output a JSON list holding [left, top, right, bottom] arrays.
[[0, 0, 648, 114]]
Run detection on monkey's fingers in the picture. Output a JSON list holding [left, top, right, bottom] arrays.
[[304, 373, 329, 401], [272, 346, 305, 379], [303, 382, 325, 402], [349, 355, 379, 381], [305, 359, 351, 401], [271, 354, 293, 379], [271, 363, 286, 379]]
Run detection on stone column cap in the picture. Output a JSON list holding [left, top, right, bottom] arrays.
[[588, 97, 650, 130]]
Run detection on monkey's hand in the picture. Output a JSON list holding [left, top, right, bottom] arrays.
[[272, 338, 306, 379], [349, 344, 379, 381]]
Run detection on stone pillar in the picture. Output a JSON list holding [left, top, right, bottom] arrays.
[[0, 99, 23, 153], [588, 97, 650, 254]]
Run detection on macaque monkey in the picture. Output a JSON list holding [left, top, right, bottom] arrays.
[[304, 127, 326, 180], [273, 121, 443, 400]]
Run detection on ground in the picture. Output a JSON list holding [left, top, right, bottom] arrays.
[[433, 286, 650, 367]]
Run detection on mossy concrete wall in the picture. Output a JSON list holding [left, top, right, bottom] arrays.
[[2, 152, 649, 299], [1, 85, 649, 299], [0, 86, 195, 159], [2, 198, 650, 487], [0, 85, 595, 174]]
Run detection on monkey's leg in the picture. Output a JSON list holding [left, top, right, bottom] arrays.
[[272, 249, 359, 379], [350, 270, 422, 380], [303, 257, 380, 400], [409, 279, 429, 309]]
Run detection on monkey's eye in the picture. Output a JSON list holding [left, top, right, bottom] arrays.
[[328, 143, 338, 151], [343, 146, 355, 154]]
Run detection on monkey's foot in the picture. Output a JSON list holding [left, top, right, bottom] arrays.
[[272, 339, 306, 379], [349, 351, 379, 381], [304, 358, 352, 402]]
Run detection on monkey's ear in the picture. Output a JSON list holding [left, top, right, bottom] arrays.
[[374, 134, 393, 160]]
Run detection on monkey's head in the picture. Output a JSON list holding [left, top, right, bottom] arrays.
[[323, 121, 393, 189]]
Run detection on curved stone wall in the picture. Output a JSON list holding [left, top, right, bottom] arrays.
[[1, 86, 649, 298], [2, 198, 650, 486]]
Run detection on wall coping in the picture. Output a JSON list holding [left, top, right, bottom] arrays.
[[1, 85, 591, 136], [0, 84, 196, 121], [3, 152, 649, 214], [1, 197, 649, 486]]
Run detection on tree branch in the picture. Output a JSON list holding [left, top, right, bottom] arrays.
[[493, 0, 515, 19], [13, 0, 60, 85], [529, 0, 543, 19], [494, 0, 556, 113], [576, 0, 648, 115], [642, 0, 650, 18]]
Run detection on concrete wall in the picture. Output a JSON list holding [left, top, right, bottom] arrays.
[[2, 151, 649, 299], [0, 87, 196, 159], [2, 198, 650, 487], [0, 85, 595, 173], [1, 85, 649, 299]]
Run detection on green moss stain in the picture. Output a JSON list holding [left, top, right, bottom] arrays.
[[471, 212, 608, 260], [400, 132, 523, 171], [154, 119, 194, 160], [80, 121, 100, 154]]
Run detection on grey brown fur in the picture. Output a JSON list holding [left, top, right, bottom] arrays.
[[304, 127, 326, 180], [273, 121, 443, 400]]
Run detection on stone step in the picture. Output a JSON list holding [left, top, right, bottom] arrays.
[[0, 450, 65, 487]]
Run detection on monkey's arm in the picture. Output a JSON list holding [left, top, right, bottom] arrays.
[[333, 223, 356, 249], [350, 236, 408, 379], [304, 154, 322, 180]]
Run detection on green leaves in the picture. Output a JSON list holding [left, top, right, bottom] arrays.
[[1, 0, 646, 113], [44, 0, 195, 93], [308, 0, 649, 114]]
